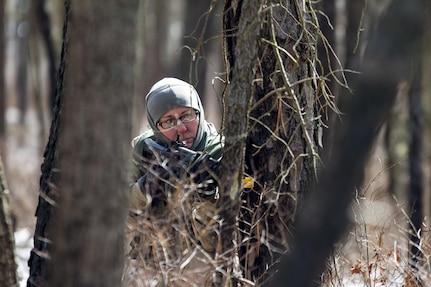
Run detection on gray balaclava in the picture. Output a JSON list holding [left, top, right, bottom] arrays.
[[145, 77, 208, 150]]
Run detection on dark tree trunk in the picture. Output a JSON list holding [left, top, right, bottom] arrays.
[[218, 0, 260, 284], [270, 0, 428, 286], [223, 0, 321, 284], [248, 2, 319, 283], [26, 2, 69, 286], [408, 75, 424, 262]]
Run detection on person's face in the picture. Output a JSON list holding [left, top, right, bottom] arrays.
[[156, 107, 199, 148]]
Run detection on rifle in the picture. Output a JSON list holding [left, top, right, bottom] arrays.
[[140, 138, 220, 198], [139, 138, 255, 197]]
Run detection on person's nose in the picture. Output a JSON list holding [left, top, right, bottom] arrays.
[[175, 121, 187, 133]]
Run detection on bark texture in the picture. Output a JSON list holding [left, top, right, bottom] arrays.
[[49, 1, 138, 287], [218, 0, 261, 284], [223, 0, 321, 283]]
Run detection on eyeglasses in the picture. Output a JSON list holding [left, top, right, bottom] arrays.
[[157, 110, 199, 130]]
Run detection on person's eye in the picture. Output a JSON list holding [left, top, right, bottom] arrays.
[[164, 118, 175, 125], [159, 118, 175, 128], [181, 113, 192, 121]]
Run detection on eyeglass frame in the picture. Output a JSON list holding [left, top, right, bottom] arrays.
[[157, 109, 200, 130]]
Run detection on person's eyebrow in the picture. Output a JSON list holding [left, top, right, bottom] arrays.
[[159, 109, 192, 121], [180, 109, 193, 115], [159, 115, 175, 122]]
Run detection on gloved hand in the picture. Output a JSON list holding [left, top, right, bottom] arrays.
[[191, 200, 218, 252], [189, 153, 219, 199]]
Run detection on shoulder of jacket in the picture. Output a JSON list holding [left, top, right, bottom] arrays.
[[132, 130, 155, 153]]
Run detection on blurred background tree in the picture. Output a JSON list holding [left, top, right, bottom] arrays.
[[47, 1, 138, 286]]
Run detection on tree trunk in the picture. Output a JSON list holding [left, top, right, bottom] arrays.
[[218, 0, 260, 284], [26, 2, 69, 286], [48, 1, 137, 287], [421, 0, 431, 252], [131, 0, 146, 137], [271, 0, 428, 286], [141, 0, 169, 95], [35, 0, 58, 114], [316, 0, 346, 152], [0, 156, 19, 287], [408, 73, 424, 263], [253, 1, 320, 282], [16, 0, 29, 127], [224, 0, 321, 283]]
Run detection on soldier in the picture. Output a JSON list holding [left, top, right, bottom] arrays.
[[126, 77, 223, 286]]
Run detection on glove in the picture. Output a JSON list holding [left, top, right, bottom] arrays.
[[191, 200, 218, 252], [189, 153, 219, 199]]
